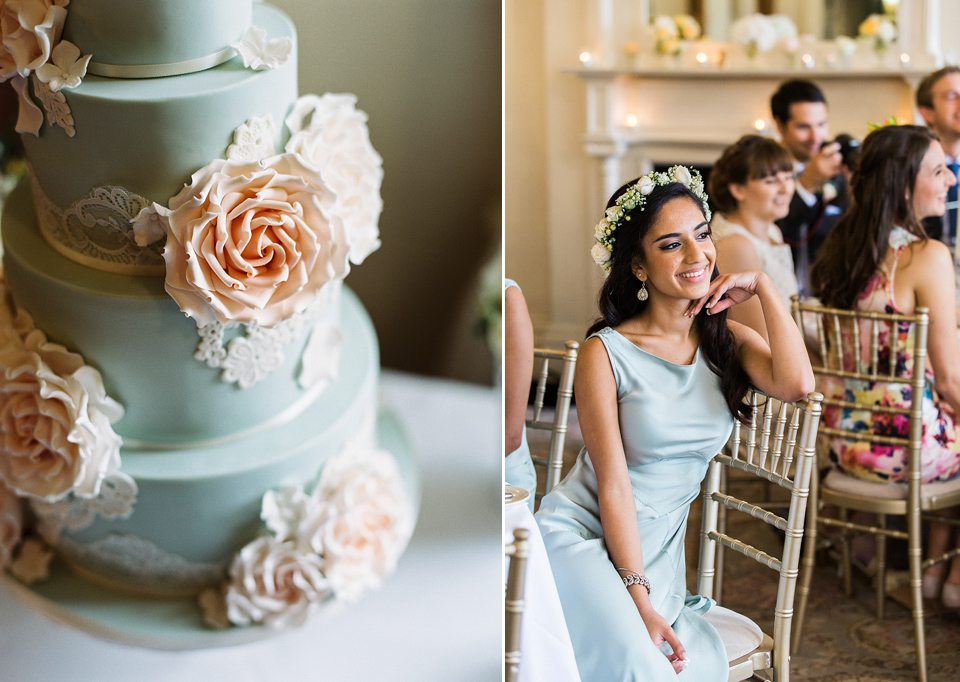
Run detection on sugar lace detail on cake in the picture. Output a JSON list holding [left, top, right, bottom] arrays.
[[194, 286, 344, 390], [30, 471, 138, 540], [54, 532, 225, 595], [30, 174, 165, 276]]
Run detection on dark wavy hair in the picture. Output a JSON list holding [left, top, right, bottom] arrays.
[[811, 124, 937, 309], [708, 135, 795, 215], [587, 180, 752, 422]]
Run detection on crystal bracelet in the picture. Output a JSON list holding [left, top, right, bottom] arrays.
[[616, 568, 651, 594]]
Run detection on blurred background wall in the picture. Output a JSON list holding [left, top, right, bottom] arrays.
[[273, 0, 502, 384]]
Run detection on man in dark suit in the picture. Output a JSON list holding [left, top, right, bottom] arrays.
[[917, 66, 960, 250], [770, 79, 845, 295]]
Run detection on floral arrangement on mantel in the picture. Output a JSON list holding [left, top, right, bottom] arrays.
[[858, 13, 897, 56], [728, 13, 798, 59], [650, 14, 700, 57]]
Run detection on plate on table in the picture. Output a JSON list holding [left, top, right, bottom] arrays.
[[504, 484, 529, 507]]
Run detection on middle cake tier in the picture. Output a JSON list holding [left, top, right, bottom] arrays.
[[2, 179, 343, 445]]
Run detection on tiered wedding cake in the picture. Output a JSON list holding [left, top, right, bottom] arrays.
[[0, 0, 416, 634]]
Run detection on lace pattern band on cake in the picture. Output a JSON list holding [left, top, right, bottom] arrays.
[[30, 174, 165, 276], [55, 533, 225, 596]]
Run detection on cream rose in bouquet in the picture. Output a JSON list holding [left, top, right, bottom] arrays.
[[163, 153, 350, 328]]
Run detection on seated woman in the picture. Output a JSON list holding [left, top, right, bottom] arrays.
[[536, 166, 813, 680], [810, 124, 960, 607], [504, 278, 537, 511], [708, 135, 799, 341]]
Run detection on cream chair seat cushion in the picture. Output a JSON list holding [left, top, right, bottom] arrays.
[[823, 469, 960, 503], [703, 604, 764, 661]]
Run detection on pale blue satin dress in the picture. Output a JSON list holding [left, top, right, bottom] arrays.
[[505, 278, 537, 512], [536, 327, 733, 681]]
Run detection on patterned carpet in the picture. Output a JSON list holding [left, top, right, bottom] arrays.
[[528, 406, 960, 682]]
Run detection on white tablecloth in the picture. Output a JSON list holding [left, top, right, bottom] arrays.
[[0, 371, 502, 682], [504, 500, 582, 682]]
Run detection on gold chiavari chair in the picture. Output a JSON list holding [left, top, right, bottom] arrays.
[[699, 387, 823, 682], [527, 341, 579, 499], [504, 527, 530, 682], [791, 297, 960, 682]]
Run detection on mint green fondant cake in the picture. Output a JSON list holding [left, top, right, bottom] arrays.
[[0, 0, 414, 632]]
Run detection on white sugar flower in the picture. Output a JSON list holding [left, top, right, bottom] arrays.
[[9, 537, 52, 584], [227, 114, 277, 163], [34, 40, 90, 91], [261, 484, 319, 546], [131, 202, 170, 247], [298, 318, 343, 390], [284, 94, 384, 265], [224, 536, 331, 628], [232, 25, 292, 71]]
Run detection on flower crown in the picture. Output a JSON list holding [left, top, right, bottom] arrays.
[[591, 165, 711, 272]]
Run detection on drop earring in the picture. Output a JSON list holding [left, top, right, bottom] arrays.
[[637, 280, 648, 301]]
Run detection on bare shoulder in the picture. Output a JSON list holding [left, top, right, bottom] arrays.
[[899, 236, 954, 281], [716, 232, 762, 271], [580, 334, 611, 367]]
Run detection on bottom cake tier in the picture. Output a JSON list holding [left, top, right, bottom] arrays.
[[3, 408, 417, 648]]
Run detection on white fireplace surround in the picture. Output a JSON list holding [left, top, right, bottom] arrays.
[[504, 0, 959, 349]]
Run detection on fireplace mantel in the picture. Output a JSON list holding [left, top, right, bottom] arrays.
[[574, 66, 929, 200]]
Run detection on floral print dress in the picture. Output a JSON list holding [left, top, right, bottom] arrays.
[[822, 227, 960, 484]]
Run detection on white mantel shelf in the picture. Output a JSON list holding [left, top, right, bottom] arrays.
[[569, 67, 931, 81], [572, 63, 924, 200]]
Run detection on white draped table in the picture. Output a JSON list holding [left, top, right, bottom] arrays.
[[504, 497, 582, 682], [0, 370, 502, 682]]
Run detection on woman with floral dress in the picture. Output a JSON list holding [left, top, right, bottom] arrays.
[[811, 124, 960, 607]]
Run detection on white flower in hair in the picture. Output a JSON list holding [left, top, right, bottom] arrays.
[[591, 165, 710, 274], [594, 219, 611, 240], [591, 242, 612, 268], [672, 165, 692, 187], [637, 176, 656, 195]]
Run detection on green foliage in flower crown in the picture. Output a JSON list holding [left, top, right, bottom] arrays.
[[866, 115, 900, 131], [591, 165, 710, 273]]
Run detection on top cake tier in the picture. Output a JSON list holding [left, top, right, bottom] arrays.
[[63, 0, 254, 71]]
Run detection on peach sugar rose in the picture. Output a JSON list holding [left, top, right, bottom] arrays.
[[164, 153, 350, 328], [0, 0, 67, 82]]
